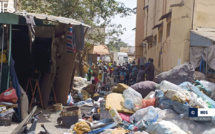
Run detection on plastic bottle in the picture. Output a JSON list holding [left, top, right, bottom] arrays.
[[123, 87, 142, 99], [122, 121, 130, 127], [124, 98, 134, 110], [109, 107, 122, 124], [134, 119, 147, 131], [142, 106, 158, 126], [133, 97, 142, 111], [195, 98, 208, 108], [159, 80, 182, 92], [130, 106, 153, 123], [123, 87, 142, 111]]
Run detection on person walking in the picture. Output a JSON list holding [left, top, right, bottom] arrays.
[[131, 65, 138, 83], [120, 68, 127, 84], [136, 65, 145, 83], [125, 68, 130, 85], [87, 66, 93, 81], [145, 58, 155, 81]]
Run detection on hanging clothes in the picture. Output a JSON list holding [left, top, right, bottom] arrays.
[[66, 25, 76, 53]]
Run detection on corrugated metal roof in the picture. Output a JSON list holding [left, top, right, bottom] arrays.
[[191, 28, 215, 41], [16, 12, 91, 28]]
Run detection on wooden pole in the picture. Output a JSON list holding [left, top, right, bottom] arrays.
[[7, 24, 12, 89]]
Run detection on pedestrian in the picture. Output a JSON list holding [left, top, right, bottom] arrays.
[[120, 68, 127, 83], [132, 60, 136, 65], [86, 79, 97, 99], [125, 68, 130, 85], [136, 65, 145, 83], [131, 65, 138, 83], [98, 66, 103, 81], [93, 72, 100, 85], [87, 66, 93, 81], [145, 58, 155, 81], [113, 61, 117, 67], [102, 65, 108, 84]]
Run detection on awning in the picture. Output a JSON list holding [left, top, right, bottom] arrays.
[[143, 35, 153, 41], [91, 45, 110, 55], [152, 23, 163, 30], [190, 28, 215, 47], [159, 11, 172, 21], [190, 28, 215, 70], [190, 46, 215, 70], [15, 12, 91, 27]]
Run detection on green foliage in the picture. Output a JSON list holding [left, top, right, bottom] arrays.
[[107, 39, 128, 52], [19, 0, 134, 45]]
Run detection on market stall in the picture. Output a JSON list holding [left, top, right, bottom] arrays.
[[0, 12, 90, 121]]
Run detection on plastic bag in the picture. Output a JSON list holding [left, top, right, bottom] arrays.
[[119, 113, 131, 123], [130, 106, 159, 123], [194, 80, 212, 97], [66, 94, 74, 106], [157, 109, 215, 134], [180, 82, 215, 108], [155, 90, 191, 115], [199, 80, 215, 99], [146, 120, 187, 134], [0, 88, 18, 104], [142, 98, 156, 108]]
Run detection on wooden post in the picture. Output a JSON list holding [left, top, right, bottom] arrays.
[[7, 24, 12, 89]]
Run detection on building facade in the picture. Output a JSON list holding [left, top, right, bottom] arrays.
[[135, 0, 215, 73]]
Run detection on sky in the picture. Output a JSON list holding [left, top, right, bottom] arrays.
[[111, 0, 137, 46]]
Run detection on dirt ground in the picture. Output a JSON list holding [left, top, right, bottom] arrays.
[[0, 107, 69, 134]]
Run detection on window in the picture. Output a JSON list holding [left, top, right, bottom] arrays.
[[148, 38, 153, 49], [158, 27, 163, 43], [124, 57, 128, 63], [166, 16, 171, 38], [153, 35, 157, 46]]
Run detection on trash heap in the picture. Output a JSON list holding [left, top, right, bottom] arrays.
[[0, 88, 17, 126], [62, 72, 215, 134]]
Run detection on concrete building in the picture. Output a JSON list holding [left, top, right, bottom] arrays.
[[135, 0, 215, 73], [120, 46, 135, 55]]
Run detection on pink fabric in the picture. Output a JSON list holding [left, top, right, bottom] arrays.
[[119, 113, 131, 123]]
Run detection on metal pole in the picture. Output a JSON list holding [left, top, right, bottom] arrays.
[[7, 24, 12, 89], [0, 25, 4, 91]]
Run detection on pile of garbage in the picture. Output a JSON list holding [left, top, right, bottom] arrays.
[[61, 71, 215, 134], [0, 88, 18, 126]]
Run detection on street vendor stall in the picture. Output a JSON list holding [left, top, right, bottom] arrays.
[[0, 12, 90, 121], [190, 28, 215, 82]]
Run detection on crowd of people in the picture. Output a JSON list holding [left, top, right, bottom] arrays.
[[85, 58, 155, 98], [114, 58, 155, 85], [87, 58, 155, 86]]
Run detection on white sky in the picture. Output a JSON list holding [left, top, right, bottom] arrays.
[[110, 0, 137, 46]]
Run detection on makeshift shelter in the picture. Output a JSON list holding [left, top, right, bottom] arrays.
[[190, 28, 215, 82], [88, 45, 110, 65], [0, 12, 90, 120], [92, 45, 110, 55]]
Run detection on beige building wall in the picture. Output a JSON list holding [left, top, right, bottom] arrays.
[[135, 0, 145, 60], [137, 0, 215, 72], [193, 0, 215, 29], [135, 0, 215, 72], [143, 0, 182, 72], [168, 0, 194, 70]]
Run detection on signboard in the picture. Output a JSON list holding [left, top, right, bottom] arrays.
[[0, 0, 16, 13]]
